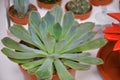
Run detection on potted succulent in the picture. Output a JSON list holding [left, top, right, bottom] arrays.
[[89, 0, 113, 6], [2, 5, 106, 80], [97, 13, 120, 80], [8, 0, 37, 25], [37, 0, 61, 9], [65, 0, 93, 20]]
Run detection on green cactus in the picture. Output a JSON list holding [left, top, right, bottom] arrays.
[[39, 0, 61, 4], [13, 0, 29, 14], [66, 0, 91, 14]]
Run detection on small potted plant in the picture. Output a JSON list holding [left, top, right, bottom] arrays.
[[8, 0, 37, 25], [37, 0, 61, 9], [65, 0, 92, 20], [97, 13, 120, 80], [2, 5, 106, 80], [89, 0, 113, 6]]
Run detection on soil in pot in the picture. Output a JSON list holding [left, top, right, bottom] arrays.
[[89, 0, 113, 6], [97, 41, 120, 80], [65, 3, 92, 20], [8, 4, 37, 25], [37, 0, 61, 9]]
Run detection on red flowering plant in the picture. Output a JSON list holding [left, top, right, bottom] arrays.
[[103, 13, 120, 51]]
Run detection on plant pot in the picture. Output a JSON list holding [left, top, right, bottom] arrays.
[[97, 41, 120, 80], [8, 4, 37, 25], [19, 66, 75, 80], [37, 0, 61, 9], [89, 0, 113, 6], [65, 2, 92, 20]]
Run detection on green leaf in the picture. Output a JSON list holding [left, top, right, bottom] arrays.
[[60, 52, 91, 61], [28, 66, 40, 74], [10, 58, 33, 64], [50, 5, 63, 24], [54, 59, 74, 80], [53, 23, 62, 41], [29, 27, 46, 51], [35, 58, 53, 80], [44, 12, 55, 34], [29, 11, 42, 40], [63, 32, 96, 53], [9, 24, 35, 46], [63, 59, 90, 70], [22, 59, 45, 70], [71, 38, 107, 52], [62, 12, 74, 38], [1, 48, 46, 59], [79, 57, 104, 65]]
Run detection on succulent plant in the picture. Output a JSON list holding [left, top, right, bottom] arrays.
[[1, 5, 106, 80], [39, 0, 61, 4], [13, 0, 29, 14], [66, 0, 91, 14]]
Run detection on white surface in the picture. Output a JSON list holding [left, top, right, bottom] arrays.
[[0, 0, 119, 80]]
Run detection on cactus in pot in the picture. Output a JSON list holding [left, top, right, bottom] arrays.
[[13, 0, 30, 14], [2, 5, 106, 80], [66, 0, 91, 14]]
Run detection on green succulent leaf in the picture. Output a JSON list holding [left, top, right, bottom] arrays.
[[71, 38, 107, 52], [10, 58, 33, 64], [28, 66, 40, 74], [35, 58, 53, 80], [54, 59, 74, 80], [9, 24, 36, 46], [22, 59, 45, 70], [53, 23, 62, 41], [1, 48, 46, 59], [49, 5, 63, 24], [79, 57, 104, 65], [62, 12, 74, 38], [60, 52, 91, 61], [63, 59, 90, 70]]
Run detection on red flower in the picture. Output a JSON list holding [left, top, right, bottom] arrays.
[[103, 13, 120, 51]]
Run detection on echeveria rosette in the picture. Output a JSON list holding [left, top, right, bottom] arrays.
[[103, 13, 120, 51]]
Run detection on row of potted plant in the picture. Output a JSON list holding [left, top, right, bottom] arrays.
[[8, 0, 94, 25], [2, 5, 107, 80]]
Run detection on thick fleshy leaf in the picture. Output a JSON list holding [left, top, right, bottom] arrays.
[[53, 23, 62, 41], [22, 59, 45, 70], [62, 12, 74, 38], [29, 27, 46, 51], [9, 24, 35, 45], [50, 5, 63, 24], [79, 57, 103, 65], [62, 32, 96, 53], [29, 11, 42, 39], [54, 59, 74, 80], [71, 38, 106, 52], [1, 48, 46, 59], [10, 58, 33, 64], [63, 59, 90, 70], [28, 66, 40, 74], [35, 58, 53, 80], [44, 12, 55, 34], [60, 52, 91, 61]]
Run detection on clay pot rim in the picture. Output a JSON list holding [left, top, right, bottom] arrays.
[[65, 2, 93, 15], [8, 3, 37, 20]]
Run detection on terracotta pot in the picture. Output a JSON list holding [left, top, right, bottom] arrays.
[[65, 2, 92, 20], [37, 0, 61, 9], [89, 0, 113, 6], [20, 66, 75, 80], [8, 4, 37, 25], [97, 41, 120, 80]]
